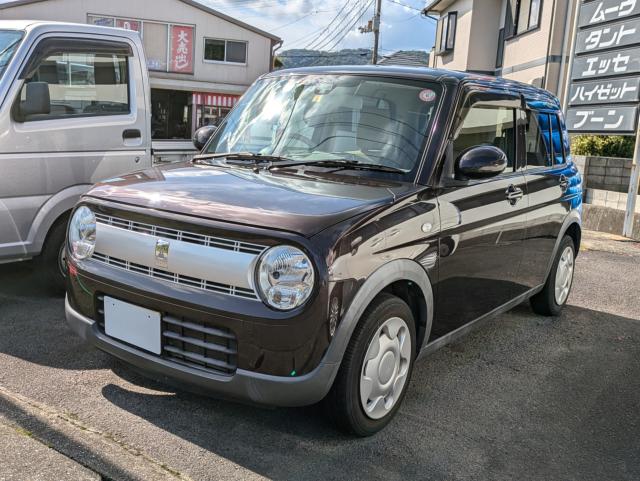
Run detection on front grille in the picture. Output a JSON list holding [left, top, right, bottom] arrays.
[[96, 296, 237, 375], [92, 253, 258, 300], [162, 316, 237, 375], [95, 213, 266, 255]]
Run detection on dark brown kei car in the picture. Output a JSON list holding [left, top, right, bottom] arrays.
[[65, 66, 583, 436]]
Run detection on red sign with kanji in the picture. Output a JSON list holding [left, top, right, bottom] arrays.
[[116, 19, 142, 33], [170, 25, 194, 74]]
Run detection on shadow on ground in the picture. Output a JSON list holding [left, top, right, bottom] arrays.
[[1, 255, 639, 480], [98, 303, 640, 481]]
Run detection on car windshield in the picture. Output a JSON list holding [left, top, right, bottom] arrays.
[[205, 74, 442, 178], [0, 30, 23, 80]]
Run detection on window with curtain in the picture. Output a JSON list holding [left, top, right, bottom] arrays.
[[436, 11, 457, 54], [505, 0, 542, 38]]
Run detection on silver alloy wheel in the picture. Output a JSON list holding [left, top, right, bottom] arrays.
[[360, 316, 412, 420], [554, 245, 574, 305]]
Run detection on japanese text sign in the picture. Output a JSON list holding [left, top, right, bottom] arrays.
[[170, 25, 194, 74], [567, 0, 640, 134]]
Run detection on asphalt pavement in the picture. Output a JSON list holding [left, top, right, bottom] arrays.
[[0, 230, 638, 481]]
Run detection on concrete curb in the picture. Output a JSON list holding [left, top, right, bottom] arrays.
[[582, 204, 640, 241]]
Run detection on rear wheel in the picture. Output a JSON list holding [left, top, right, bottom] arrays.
[[37, 217, 69, 294], [325, 293, 416, 436], [530, 235, 575, 316]]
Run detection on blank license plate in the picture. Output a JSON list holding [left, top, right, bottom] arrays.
[[104, 297, 161, 355]]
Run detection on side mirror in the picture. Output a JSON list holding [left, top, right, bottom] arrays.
[[455, 145, 508, 179], [193, 125, 217, 151], [21, 82, 51, 117]]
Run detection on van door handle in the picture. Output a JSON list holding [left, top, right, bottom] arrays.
[[559, 175, 569, 191], [505, 185, 524, 205], [123, 129, 141, 140]]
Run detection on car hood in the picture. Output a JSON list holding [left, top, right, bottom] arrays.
[[85, 163, 420, 237]]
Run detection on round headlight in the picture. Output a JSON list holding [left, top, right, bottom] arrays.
[[68, 206, 96, 260], [257, 245, 315, 310]]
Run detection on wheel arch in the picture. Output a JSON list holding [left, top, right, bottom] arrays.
[[325, 259, 434, 367], [542, 210, 582, 282], [26, 184, 91, 254]]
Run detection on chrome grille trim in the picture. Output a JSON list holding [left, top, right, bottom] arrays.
[[95, 213, 266, 255], [92, 253, 258, 300]]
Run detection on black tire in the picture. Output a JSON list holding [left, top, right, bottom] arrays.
[[325, 293, 416, 437], [37, 216, 69, 295], [530, 235, 576, 316]]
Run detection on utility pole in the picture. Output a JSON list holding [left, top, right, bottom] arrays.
[[372, 0, 382, 64], [359, 0, 382, 64]]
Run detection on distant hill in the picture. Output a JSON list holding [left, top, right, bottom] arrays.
[[277, 49, 430, 69], [277, 49, 372, 69]]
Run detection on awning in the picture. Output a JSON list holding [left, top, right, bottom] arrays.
[[192, 93, 240, 108]]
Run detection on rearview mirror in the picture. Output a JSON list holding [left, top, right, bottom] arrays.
[[193, 125, 217, 151], [455, 145, 508, 179], [21, 82, 50, 117]]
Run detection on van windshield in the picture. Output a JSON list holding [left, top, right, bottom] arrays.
[[205, 75, 442, 178], [0, 30, 23, 79]]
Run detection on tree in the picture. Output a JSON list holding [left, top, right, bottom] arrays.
[[571, 135, 635, 159]]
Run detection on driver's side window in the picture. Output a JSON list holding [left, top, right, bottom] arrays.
[[452, 103, 516, 172], [14, 48, 130, 122]]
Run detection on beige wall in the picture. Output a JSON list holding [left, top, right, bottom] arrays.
[[467, 0, 501, 73], [0, 0, 274, 92], [429, 0, 578, 100], [430, 0, 473, 71]]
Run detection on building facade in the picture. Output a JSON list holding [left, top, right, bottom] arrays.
[[425, 0, 578, 105], [0, 0, 281, 141]]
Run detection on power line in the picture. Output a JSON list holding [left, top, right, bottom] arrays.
[[316, 0, 374, 52], [303, 1, 354, 50], [307, 0, 369, 51], [383, 0, 422, 11]]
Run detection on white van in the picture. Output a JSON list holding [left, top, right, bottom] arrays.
[[0, 20, 154, 289]]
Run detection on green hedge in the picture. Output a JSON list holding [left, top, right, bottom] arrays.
[[571, 135, 635, 159]]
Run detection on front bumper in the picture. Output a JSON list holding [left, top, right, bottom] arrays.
[[65, 296, 338, 407]]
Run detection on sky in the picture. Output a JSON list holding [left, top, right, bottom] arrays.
[[202, 0, 437, 53], [0, 0, 437, 53]]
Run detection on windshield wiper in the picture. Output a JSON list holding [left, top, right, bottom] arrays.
[[269, 159, 406, 174], [192, 152, 294, 165]]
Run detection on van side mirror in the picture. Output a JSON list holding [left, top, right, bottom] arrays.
[[455, 145, 508, 179], [193, 125, 217, 151], [22, 82, 51, 117]]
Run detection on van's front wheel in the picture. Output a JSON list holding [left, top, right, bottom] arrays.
[[326, 293, 416, 436], [38, 217, 68, 294]]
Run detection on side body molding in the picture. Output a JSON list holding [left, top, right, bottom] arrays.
[[325, 259, 435, 366]]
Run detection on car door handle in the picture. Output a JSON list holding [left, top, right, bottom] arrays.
[[505, 185, 524, 205], [559, 175, 569, 191], [123, 129, 141, 140]]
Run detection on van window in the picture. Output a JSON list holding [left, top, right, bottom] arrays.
[[550, 114, 565, 164], [452, 104, 516, 170], [523, 110, 551, 169], [15, 51, 129, 121]]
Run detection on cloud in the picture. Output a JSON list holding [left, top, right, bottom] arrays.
[[201, 0, 436, 52]]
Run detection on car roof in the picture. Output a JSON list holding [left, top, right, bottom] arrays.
[[266, 65, 561, 109], [0, 19, 144, 41]]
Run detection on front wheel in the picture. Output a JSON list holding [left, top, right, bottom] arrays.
[[37, 217, 69, 294], [530, 235, 576, 316], [325, 293, 416, 436]]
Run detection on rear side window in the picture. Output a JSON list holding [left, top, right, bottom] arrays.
[[452, 104, 516, 170], [523, 110, 551, 169], [550, 114, 566, 164], [15, 51, 129, 122]]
